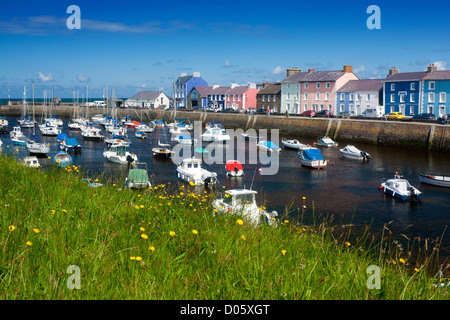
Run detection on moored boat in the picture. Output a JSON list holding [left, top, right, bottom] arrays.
[[176, 157, 217, 186], [23, 156, 40, 168], [418, 173, 450, 188], [298, 147, 328, 169], [256, 140, 281, 152], [281, 137, 309, 150], [381, 173, 423, 201], [339, 145, 371, 161], [316, 136, 338, 147], [53, 151, 72, 167], [126, 163, 151, 189], [225, 160, 244, 177]]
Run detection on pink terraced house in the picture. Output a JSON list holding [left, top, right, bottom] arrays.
[[281, 65, 358, 115], [225, 83, 259, 110]]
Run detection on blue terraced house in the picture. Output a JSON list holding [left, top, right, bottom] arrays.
[[173, 72, 208, 108], [422, 66, 450, 117], [383, 67, 427, 116]]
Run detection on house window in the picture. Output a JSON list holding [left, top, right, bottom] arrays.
[[390, 94, 395, 103], [287, 83, 290, 88], [328, 104, 332, 110], [304, 93, 308, 100], [304, 103, 308, 110], [267, 95, 271, 102], [349, 93, 354, 101], [316, 82, 320, 89], [366, 94, 370, 101], [400, 93, 405, 103], [325, 92, 330, 100], [340, 93, 344, 100], [262, 95, 265, 102], [304, 83, 308, 89], [439, 92, 446, 103], [429, 81, 435, 90], [411, 83, 416, 90], [340, 104, 344, 112], [287, 92, 290, 100], [410, 93, 415, 103], [315, 93, 320, 100], [296, 92, 300, 100], [428, 92, 435, 103], [326, 82, 330, 88], [273, 95, 276, 102], [391, 83, 395, 91], [238, 95, 241, 101]]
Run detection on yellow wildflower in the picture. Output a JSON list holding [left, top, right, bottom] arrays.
[[399, 258, 406, 264], [169, 231, 175, 237], [135, 256, 142, 261], [26, 241, 32, 246], [140, 227, 145, 232], [51, 210, 56, 215], [8, 225, 15, 232], [241, 235, 246, 241], [33, 228, 40, 233], [130, 256, 136, 260], [192, 229, 198, 235], [345, 241, 351, 247], [149, 246, 156, 252], [236, 219, 244, 226], [281, 250, 287, 256], [134, 205, 140, 209], [141, 234, 148, 239], [62, 209, 67, 213], [140, 205, 144, 209], [414, 267, 420, 272]]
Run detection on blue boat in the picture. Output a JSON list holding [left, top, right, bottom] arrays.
[[257, 140, 281, 152], [60, 138, 82, 153], [53, 151, 72, 167], [298, 147, 328, 169]]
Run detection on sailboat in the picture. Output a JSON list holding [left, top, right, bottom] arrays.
[[10, 126, 28, 145], [27, 82, 50, 155], [81, 85, 104, 141], [17, 86, 34, 128], [152, 110, 174, 159]]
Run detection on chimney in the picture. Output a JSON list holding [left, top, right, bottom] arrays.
[[427, 64, 437, 73], [180, 73, 187, 77], [193, 72, 201, 77], [248, 82, 256, 89], [308, 69, 315, 73], [388, 67, 398, 77], [230, 83, 239, 89], [286, 67, 302, 77], [212, 83, 219, 90], [343, 65, 353, 73]]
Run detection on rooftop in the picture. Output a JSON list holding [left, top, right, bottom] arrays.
[[337, 79, 383, 92]]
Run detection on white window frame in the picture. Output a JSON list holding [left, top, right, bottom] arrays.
[[304, 93, 308, 100], [340, 93, 344, 100], [439, 92, 446, 103], [411, 83, 416, 90], [325, 92, 330, 101], [410, 93, 415, 103], [428, 92, 435, 103], [391, 83, 395, 91], [304, 83, 308, 89], [316, 82, 320, 89], [390, 94, 395, 103], [315, 92, 320, 101], [429, 81, 435, 90]]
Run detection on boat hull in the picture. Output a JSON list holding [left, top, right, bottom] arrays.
[[419, 174, 450, 188]]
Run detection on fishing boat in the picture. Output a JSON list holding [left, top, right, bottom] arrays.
[[126, 163, 151, 189], [103, 142, 138, 165], [176, 157, 217, 186], [212, 189, 278, 226], [23, 156, 40, 168], [201, 127, 230, 142], [135, 131, 147, 139], [316, 136, 338, 147], [53, 151, 72, 167], [225, 160, 244, 177], [381, 174, 423, 201], [174, 134, 197, 145], [418, 173, 450, 188], [339, 145, 371, 161], [81, 126, 104, 141], [298, 147, 328, 169], [256, 140, 281, 152], [281, 137, 309, 150], [60, 138, 82, 153]]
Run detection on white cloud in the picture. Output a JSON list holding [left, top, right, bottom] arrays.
[[432, 61, 447, 70], [224, 60, 233, 67], [77, 74, 90, 82], [271, 66, 283, 75], [354, 65, 366, 74], [38, 72, 53, 82]]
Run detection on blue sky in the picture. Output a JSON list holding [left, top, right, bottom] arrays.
[[1, 0, 449, 98]]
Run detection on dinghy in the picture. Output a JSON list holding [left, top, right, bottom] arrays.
[[418, 173, 450, 188], [339, 145, 371, 161]]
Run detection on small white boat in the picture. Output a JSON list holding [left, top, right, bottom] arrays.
[[126, 163, 151, 189], [281, 137, 309, 150], [176, 157, 217, 186], [339, 145, 371, 161], [81, 126, 104, 141], [23, 156, 40, 168], [298, 147, 328, 169], [105, 138, 131, 149], [174, 134, 197, 145], [40, 126, 61, 136], [381, 174, 423, 201], [18, 118, 35, 128], [316, 136, 338, 147], [225, 160, 244, 177], [135, 124, 154, 133], [241, 133, 262, 141], [103, 142, 138, 165], [418, 173, 450, 188], [212, 189, 278, 226], [201, 127, 230, 142], [27, 140, 50, 155], [135, 131, 147, 139], [68, 122, 82, 130], [10, 127, 28, 145], [60, 138, 82, 153], [256, 140, 281, 152]]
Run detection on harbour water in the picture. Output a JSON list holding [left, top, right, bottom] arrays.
[[1, 116, 449, 259]]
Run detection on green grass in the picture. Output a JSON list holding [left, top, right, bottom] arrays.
[[0, 153, 448, 300]]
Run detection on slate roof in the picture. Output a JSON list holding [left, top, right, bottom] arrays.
[[192, 86, 213, 97], [257, 83, 281, 95], [177, 75, 193, 84], [337, 79, 383, 92], [282, 70, 349, 83], [423, 70, 450, 80], [127, 91, 163, 100], [384, 71, 428, 82], [209, 86, 231, 95], [226, 86, 250, 95]]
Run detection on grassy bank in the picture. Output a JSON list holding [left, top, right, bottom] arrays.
[[0, 153, 448, 300]]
